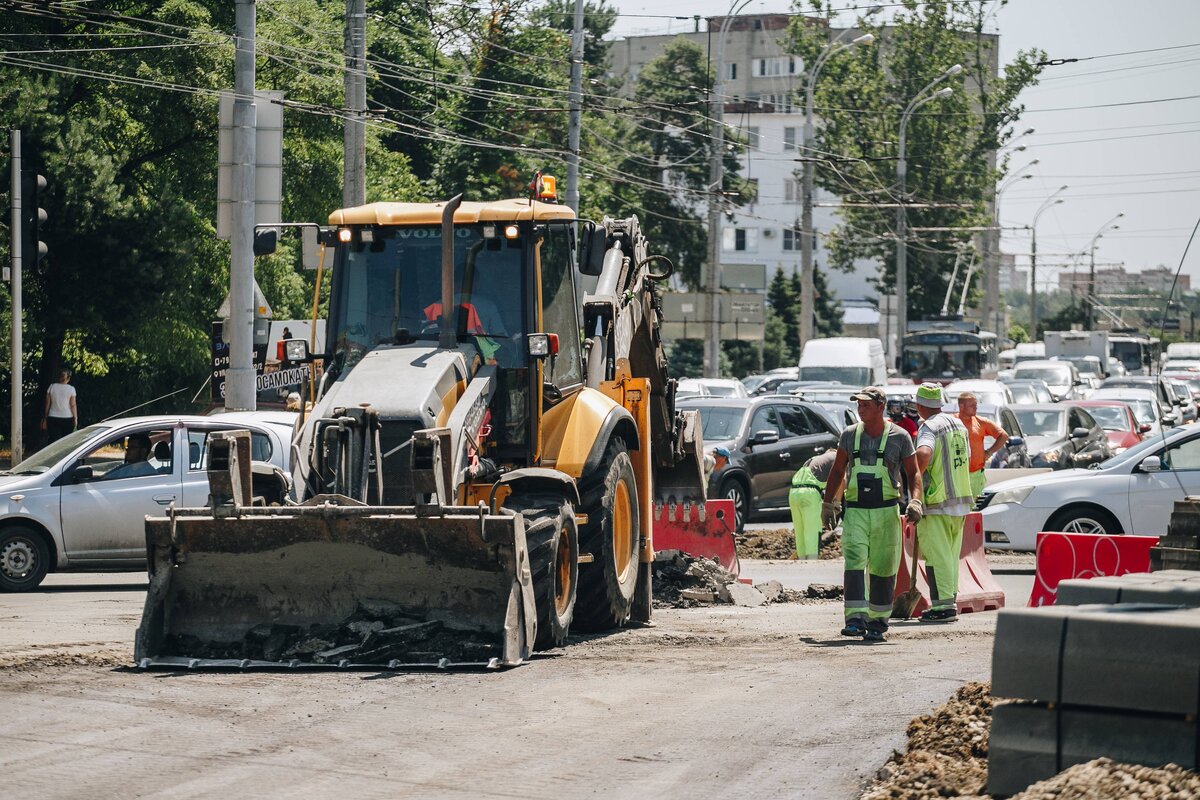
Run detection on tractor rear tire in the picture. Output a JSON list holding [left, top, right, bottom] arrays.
[[506, 493, 579, 649], [573, 439, 641, 632]]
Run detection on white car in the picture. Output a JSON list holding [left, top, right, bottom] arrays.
[[675, 378, 711, 398], [944, 379, 1014, 407], [1089, 387, 1170, 437], [0, 412, 296, 592], [693, 378, 750, 398], [978, 424, 1200, 551]]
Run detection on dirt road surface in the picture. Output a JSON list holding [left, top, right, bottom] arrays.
[[0, 558, 1033, 799]]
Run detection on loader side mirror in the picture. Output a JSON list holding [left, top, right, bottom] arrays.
[[579, 222, 607, 277]]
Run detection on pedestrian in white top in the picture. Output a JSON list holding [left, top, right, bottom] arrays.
[[41, 369, 77, 443]]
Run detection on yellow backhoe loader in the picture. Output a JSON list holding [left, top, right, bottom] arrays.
[[135, 178, 723, 669]]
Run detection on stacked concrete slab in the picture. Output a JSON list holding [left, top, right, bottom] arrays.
[[1151, 499, 1200, 571], [1056, 569, 1200, 606], [989, 603, 1200, 795]]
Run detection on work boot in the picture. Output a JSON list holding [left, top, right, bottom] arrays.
[[840, 620, 866, 637], [920, 607, 959, 624], [863, 628, 885, 642]]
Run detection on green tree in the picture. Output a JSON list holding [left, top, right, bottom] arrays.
[[763, 314, 792, 370], [812, 264, 844, 337], [787, 1, 1044, 318], [1007, 322, 1029, 344], [769, 267, 800, 362]]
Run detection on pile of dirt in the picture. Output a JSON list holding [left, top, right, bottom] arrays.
[[862, 681, 992, 800], [1010, 758, 1200, 799], [735, 527, 797, 560], [734, 526, 842, 560], [862, 683, 1200, 799], [651, 553, 840, 608]]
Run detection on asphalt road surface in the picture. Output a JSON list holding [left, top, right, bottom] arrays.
[[0, 558, 1033, 799]]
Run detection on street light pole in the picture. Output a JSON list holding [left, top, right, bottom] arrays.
[[986, 161, 1036, 333], [800, 31, 873, 346], [895, 64, 962, 357], [1086, 212, 1123, 330], [704, 1, 751, 378], [1029, 185, 1067, 335]]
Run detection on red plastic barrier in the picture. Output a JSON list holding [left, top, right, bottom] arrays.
[[652, 498, 740, 577], [893, 512, 1005, 616], [1028, 531, 1158, 607]]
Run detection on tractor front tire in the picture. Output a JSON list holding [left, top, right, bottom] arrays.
[[507, 493, 579, 649], [574, 439, 641, 632]]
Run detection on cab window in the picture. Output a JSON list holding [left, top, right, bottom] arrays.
[[538, 225, 583, 389]]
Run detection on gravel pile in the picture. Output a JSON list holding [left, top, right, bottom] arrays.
[[862, 683, 1200, 800], [652, 553, 840, 608], [1010, 758, 1200, 799], [862, 682, 992, 800]]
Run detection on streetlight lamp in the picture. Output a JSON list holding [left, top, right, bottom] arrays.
[[1029, 184, 1067, 334], [1087, 212, 1124, 329], [799, 31, 874, 346], [895, 63, 962, 352], [704, 0, 753, 378]]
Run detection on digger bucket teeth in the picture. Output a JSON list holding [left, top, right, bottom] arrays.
[[135, 504, 537, 670]]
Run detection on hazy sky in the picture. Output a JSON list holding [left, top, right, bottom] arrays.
[[606, 1, 1200, 288]]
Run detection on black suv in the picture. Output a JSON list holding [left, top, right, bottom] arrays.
[[678, 396, 840, 532]]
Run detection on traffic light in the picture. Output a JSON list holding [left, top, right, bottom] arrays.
[[21, 168, 47, 263]]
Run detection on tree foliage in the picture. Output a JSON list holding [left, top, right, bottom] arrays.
[[787, 1, 1045, 320]]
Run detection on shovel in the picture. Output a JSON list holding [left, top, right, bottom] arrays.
[[893, 530, 923, 620]]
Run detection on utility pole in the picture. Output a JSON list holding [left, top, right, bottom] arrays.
[[704, 45, 725, 379], [226, 0, 257, 411], [565, 0, 584, 213], [9, 130, 22, 463], [344, 0, 367, 208]]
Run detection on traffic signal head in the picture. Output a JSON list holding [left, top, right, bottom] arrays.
[[21, 170, 47, 262]]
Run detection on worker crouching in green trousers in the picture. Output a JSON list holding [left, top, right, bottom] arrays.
[[913, 383, 975, 623], [789, 449, 839, 559], [822, 387, 922, 643]]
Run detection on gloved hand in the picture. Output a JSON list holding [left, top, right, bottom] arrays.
[[821, 501, 840, 529], [905, 499, 924, 524]]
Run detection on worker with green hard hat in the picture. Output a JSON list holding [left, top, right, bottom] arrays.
[[821, 386, 923, 642], [912, 382, 974, 623]]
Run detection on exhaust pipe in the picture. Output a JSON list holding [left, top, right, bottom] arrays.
[[439, 194, 464, 350]]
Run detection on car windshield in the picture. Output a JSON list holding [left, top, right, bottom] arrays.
[[703, 384, 742, 397], [1013, 408, 1065, 437], [1014, 367, 1069, 385], [1098, 425, 1189, 470], [1064, 358, 1101, 375], [798, 366, 871, 384], [692, 406, 746, 441], [5, 425, 112, 475], [1084, 405, 1129, 431]]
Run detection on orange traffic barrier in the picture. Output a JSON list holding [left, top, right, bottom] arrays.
[[893, 512, 1004, 617], [1028, 531, 1158, 607], [652, 498, 740, 577]]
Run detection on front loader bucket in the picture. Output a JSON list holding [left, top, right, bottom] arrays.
[[135, 504, 536, 670]]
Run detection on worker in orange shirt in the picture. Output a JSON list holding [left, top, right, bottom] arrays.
[[956, 392, 1009, 498]]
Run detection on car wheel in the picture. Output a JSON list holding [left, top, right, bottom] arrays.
[[720, 478, 749, 534], [0, 527, 50, 592], [1046, 507, 1123, 536]]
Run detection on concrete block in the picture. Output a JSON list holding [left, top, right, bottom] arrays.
[[754, 580, 784, 602], [717, 581, 766, 606], [1122, 582, 1200, 605], [992, 607, 1072, 702], [680, 588, 715, 603], [988, 702, 1059, 797], [1062, 605, 1200, 715], [1061, 707, 1197, 771], [1055, 578, 1123, 605]]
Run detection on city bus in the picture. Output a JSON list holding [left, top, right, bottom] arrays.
[[900, 321, 1000, 384], [1108, 330, 1160, 376]]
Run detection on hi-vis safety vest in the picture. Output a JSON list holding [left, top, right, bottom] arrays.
[[922, 414, 973, 509], [791, 464, 825, 490], [844, 421, 900, 508]]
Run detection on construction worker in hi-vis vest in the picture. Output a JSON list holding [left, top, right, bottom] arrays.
[[789, 448, 840, 560], [912, 382, 975, 623], [821, 387, 922, 642]]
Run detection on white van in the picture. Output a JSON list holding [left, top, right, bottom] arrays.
[[1013, 341, 1045, 365], [798, 337, 888, 386], [1164, 342, 1200, 365]]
